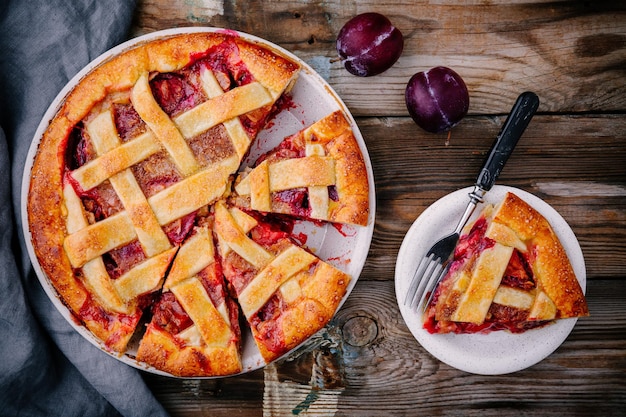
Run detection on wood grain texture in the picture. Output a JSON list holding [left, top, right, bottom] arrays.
[[131, 0, 626, 115], [130, 0, 626, 415]]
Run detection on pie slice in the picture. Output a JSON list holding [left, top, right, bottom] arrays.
[[136, 219, 242, 377], [229, 110, 369, 226], [213, 200, 351, 363], [27, 32, 300, 355], [424, 192, 589, 334]]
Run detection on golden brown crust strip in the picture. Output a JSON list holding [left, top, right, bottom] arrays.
[[493, 192, 588, 318]]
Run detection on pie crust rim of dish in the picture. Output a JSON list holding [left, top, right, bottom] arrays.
[[20, 27, 376, 378], [394, 185, 586, 375]]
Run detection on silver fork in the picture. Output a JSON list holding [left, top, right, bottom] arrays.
[[404, 91, 540, 312]]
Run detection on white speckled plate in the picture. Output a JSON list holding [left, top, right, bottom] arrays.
[[394, 185, 586, 375]]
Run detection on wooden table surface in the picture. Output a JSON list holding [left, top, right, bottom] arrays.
[[130, 1, 626, 415]]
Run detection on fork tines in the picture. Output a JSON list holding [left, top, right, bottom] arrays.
[[404, 255, 449, 311]]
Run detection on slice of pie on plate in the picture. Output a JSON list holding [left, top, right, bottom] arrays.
[[229, 110, 369, 226], [26, 31, 300, 360], [424, 191, 588, 334], [213, 200, 351, 363]]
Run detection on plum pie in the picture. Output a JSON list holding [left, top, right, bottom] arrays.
[[25, 31, 369, 376], [423, 192, 588, 334]]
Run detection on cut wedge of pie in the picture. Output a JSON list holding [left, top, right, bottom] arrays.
[[230, 110, 369, 226], [136, 219, 243, 377], [213, 201, 351, 363], [26, 31, 369, 377], [424, 192, 588, 334]]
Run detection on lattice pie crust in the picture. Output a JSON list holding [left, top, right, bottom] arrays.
[[424, 192, 588, 334], [26, 32, 369, 376]]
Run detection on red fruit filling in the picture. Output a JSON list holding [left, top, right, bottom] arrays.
[[424, 217, 549, 334]]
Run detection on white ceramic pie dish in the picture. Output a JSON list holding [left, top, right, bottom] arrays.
[[20, 27, 375, 377], [395, 185, 586, 375]]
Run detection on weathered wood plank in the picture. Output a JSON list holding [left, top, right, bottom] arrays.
[[131, 0, 626, 115], [143, 369, 264, 417]]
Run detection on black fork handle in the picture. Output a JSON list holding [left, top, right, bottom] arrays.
[[475, 91, 540, 191]]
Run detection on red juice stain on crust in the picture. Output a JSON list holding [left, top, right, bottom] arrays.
[[79, 293, 139, 331], [250, 299, 288, 355]]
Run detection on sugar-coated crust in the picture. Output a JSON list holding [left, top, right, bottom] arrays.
[[449, 243, 514, 323], [253, 261, 350, 363], [425, 193, 589, 333], [231, 110, 370, 226], [28, 140, 141, 351], [27, 31, 300, 357], [136, 323, 242, 377], [492, 192, 588, 318], [236, 38, 300, 94], [84, 308, 142, 353], [319, 111, 370, 226]]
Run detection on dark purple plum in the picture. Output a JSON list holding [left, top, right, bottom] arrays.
[[405, 66, 470, 133], [336, 13, 403, 77]]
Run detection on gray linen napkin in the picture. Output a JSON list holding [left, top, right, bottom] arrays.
[[0, 1, 169, 416]]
